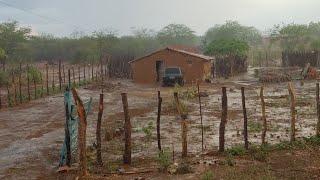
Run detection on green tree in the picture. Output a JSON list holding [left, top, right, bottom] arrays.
[[203, 21, 262, 47], [157, 24, 197, 46], [204, 39, 249, 57], [0, 21, 31, 59]]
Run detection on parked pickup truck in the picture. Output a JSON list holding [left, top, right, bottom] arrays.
[[162, 67, 184, 86]]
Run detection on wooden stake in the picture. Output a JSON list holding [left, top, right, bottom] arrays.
[[91, 64, 94, 81], [157, 91, 162, 151], [241, 87, 248, 150], [96, 93, 104, 165], [219, 87, 227, 152], [316, 83, 320, 136], [197, 83, 204, 152], [121, 93, 131, 164], [288, 82, 296, 142], [71, 88, 88, 176], [83, 64, 86, 83], [40, 73, 44, 98], [260, 86, 267, 144]]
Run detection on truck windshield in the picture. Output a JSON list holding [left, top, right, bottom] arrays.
[[165, 68, 180, 74]]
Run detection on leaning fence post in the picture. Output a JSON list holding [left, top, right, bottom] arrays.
[[40, 73, 44, 98], [157, 91, 162, 151], [288, 82, 296, 142], [219, 87, 227, 152], [63, 64, 66, 84], [197, 82, 204, 152], [72, 67, 75, 85], [71, 88, 88, 176], [96, 93, 104, 165], [121, 93, 131, 164], [316, 83, 320, 136], [260, 86, 267, 144], [241, 87, 249, 150]]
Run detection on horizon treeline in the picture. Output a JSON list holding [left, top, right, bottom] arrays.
[[1, 20, 320, 67]]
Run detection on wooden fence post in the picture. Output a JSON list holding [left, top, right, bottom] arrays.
[[157, 91, 162, 151], [59, 60, 62, 91], [316, 83, 320, 136], [197, 82, 204, 152], [78, 66, 81, 84], [46, 64, 49, 95], [33, 74, 37, 99], [219, 87, 227, 152], [83, 64, 86, 83], [260, 86, 267, 144], [27, 65, 30, 101], [63, 64, 66, 84], [72, 67, 75, 85], [241, 87, 248, 150], [288, 82, 296, 142], [71, 88, 88, 176], [121, 93, 131, 164], [0, 88, 2, 109], [40, 73, 44, 98], [12, 72, 17, 105], [96, 93, 104, 165], [52, 66, 55, 92], [19, 62, 22, 103], [174, 92, 188, 158], [91, 64, 94, 81]]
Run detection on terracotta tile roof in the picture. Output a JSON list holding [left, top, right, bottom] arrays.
[[129, 47, 214, 64]]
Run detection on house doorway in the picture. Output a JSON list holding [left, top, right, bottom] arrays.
[[156, 60, 164, 82]]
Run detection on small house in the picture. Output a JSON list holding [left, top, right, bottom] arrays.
[[129, 47, 213, 84]]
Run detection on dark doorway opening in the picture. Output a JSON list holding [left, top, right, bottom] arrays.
[[156, 60, 163, 82]]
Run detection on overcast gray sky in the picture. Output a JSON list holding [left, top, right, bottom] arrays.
[[0, 0, 319, 36]]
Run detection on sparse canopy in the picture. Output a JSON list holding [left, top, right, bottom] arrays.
[[157, 24, 197, 46], [270, 22, 320, 51]]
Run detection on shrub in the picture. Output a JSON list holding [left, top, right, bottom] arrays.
[[201, 170, 214, 180], [156, 148, 172, 172], [226, 145, 246, 156], [142, 121, 153, 143], [27, 66, 42, 83], [0, 70, 9, 87], [249, 145, 269, 162]]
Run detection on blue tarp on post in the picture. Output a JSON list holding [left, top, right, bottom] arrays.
[[59, 89, 92, 166]]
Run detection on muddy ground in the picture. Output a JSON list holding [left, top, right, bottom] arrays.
[[1, 70, 320, 179]]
